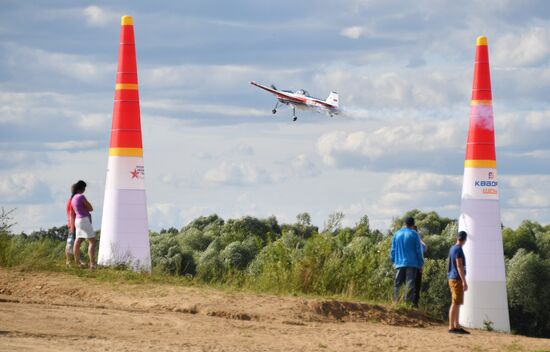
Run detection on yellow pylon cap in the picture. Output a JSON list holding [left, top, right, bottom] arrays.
[[477, 36, 488, 46], [121, 16, 133, 26]]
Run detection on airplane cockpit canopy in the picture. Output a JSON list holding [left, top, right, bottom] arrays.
[[296, 89, 310, 97]]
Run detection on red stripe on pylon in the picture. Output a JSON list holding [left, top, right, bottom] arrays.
[[465, 37, 496, 164], [109, 16, 143, 151], [471, 44, 492, 101]]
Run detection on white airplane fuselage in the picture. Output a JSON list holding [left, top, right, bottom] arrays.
[[250, 81, 340, 120]]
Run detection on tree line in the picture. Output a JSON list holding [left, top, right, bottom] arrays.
[[1, 208, 549, 337]]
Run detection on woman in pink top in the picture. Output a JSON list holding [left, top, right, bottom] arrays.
[[71, 180, 96, 269]]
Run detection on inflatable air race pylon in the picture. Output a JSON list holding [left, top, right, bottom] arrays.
[[458, 36, 510, 332], [98, 16, 151, 271]]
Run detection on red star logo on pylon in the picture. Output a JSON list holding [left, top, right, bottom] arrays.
[[130, 168, 138, 179]]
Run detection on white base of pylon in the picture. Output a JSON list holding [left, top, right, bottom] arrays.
[[98, 188, 151, 271], [459, 198, 510, 332], [460, 280, 510, 332]]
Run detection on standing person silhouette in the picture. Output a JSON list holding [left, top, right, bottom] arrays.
[[391, 216, 424, 304], [448, 231, 470, 334], [71, 180, 96, 269]]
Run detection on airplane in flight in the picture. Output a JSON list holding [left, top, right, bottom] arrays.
[[250, 81, 340, 121]]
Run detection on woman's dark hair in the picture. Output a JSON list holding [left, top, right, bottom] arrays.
[[73, 180, 87, 195], [70, 183, 78, 198]]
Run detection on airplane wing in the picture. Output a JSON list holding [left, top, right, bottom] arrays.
[[250, 81, 306, 104]]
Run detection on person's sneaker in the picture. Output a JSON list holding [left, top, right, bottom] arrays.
[[448, 329, 460, 334], [457, 328, 471, 334]]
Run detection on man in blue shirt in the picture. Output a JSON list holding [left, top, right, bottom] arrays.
[[391, 217, 424, 304], [448, 231, 469, 334]]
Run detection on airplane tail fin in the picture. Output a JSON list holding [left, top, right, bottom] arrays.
[[326, 92, 339, 108]]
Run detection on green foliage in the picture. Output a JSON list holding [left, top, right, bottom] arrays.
[[220, 239, 257, 270], [184, 214, 224, 232], [503, 221, 541, 258], [220, 216, 280, 247], [323, 211, 345, 233], [1, 207, 17, 234], [150, 234, 195, 276], [423, 234, 454, 260], [418, 259, 450, 320], [483, 317, 494, 331], [27, 225, 70, 241], [4, 209, 550, 338], [0, 233, 64, 269], [507, 249, 550, 337], [176, 227, 213, 251], [535, 231, 550, 260], [247, 232, 302, 292], [196, 238, 224, 282], [391, 209, 453, 236]]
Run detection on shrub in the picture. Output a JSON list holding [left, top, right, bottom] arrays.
[[220, 240, 256, 270], [196, 238, 224, 282], [176, 227, 213, 252], [507, 249, 550, 337], [150, 234, 195, 276], [419, 259, 450, 320]]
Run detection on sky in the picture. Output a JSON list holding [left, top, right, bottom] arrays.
[[1, 0, 549, 233]]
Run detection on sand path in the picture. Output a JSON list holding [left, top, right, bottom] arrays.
[[1, 269, 549, 351]]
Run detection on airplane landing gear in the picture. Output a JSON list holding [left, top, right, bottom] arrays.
[[293, 117, 297, 121], [292, 107, 297, 122], [272, 101, 280, 116]]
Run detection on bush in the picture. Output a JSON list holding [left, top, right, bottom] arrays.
[[220, 239, 256, 270], [507, 249, 550, 337], [196, 238, 224, 282], [150, 234, 195, 276], [503, 221, 539, 258], [184, 214, 224, 232], [247, 233, 301, 292], [0, 233, 64, 269], [419, 259, 450, 320], [176, 227, 213, 252]]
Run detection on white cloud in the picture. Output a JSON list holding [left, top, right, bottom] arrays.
[[0, 173, 53, 203], [4, 45, 112, 83], [317, 119, 463, 167], [43, 140, 99, 150], [290, 154, 319, 177], [504, 175, 550, 208], [340, 26, 365, 39], [142, 99, 267, 117], [493, 27, 550, 67], [83, 6, 118, 27], [77, 113, 110, 131], [147, 203, 184, 230], [204, 161, 271, 185], [383, 171, 461, 193], [141, 64, 305, 91]]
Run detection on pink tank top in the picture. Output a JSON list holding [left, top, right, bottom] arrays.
[[71, 194, 90, 219]]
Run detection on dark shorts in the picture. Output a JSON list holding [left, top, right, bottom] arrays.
[[448, 279, 464, 305]]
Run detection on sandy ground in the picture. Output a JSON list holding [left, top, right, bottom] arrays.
[[0, 269, 549, 352]]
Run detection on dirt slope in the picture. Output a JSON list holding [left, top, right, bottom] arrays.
[[0, 269, 549, 352]]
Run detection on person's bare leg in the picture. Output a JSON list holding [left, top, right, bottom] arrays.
[[88, 238, 97, 269], [449, 304, 459, 330], [65, 246, 70, 266], [74, 238, 84, 267]]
